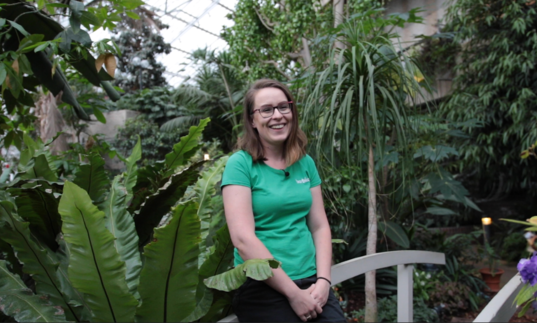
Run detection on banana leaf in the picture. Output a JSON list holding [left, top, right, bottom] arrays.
[[73, 152, 109, 205], [0, 260, 67, 322], [204, 259, 281, 292], [136, 201, 201, 322], [102, 175, 141, 296], [58, 181, 137, 322], [164, 118, 210, 176], [0, 208, 80, 321], [194, 156, 228, 266], [134, 162, 203, 248], [14, 187, 61, 251]]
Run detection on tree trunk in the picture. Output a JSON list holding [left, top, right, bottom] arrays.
[[333, 0, 345, 51], [364, 144, 377, 322]]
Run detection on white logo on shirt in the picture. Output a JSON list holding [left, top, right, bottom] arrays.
[[296, 178, 310, 184]]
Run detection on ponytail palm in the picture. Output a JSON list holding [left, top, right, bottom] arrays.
[[301, 9, 431, 322]]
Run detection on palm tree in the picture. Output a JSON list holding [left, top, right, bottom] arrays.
[[300, 9, 431, 322]]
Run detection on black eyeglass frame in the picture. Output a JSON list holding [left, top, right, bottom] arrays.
[[250, 101, 293, 118]]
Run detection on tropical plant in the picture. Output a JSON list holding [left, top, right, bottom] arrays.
[[0, 118, 278, 322], [438, 0, 537, 196], [111, 6, 171, 93], [0, 0, 132, 154], [222, 0, 386, 82], [300, 8, 432, 321]]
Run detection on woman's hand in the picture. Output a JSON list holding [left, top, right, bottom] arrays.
[[287, 287, 323, 322], [308, 279, 331, 307]]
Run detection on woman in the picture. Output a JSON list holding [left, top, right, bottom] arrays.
[[221, 79, 345, 322]]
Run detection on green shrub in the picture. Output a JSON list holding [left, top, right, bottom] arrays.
[[500, 232, 528, 263]]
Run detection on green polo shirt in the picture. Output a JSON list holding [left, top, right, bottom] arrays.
[[221, 150, 321, 280]]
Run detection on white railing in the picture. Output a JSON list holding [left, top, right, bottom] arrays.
[[473, 273, 523, 322], [218, 250, 446, 322]]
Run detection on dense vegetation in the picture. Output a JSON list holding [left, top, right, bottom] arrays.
[[0, 0, 534, 322]]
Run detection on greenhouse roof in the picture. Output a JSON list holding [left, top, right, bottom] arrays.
[[94, 0, 238, 86]]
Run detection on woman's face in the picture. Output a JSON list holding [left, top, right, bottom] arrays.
[[251, 87, 293, 149]]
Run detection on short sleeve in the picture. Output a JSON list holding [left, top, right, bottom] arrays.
[[305, 155, 322, 188], [221, 151, 252, 188]]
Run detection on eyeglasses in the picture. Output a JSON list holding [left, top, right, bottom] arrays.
[[251, 101, 293, 118]]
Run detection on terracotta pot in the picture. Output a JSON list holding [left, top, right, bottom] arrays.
[[479, 268, 505, 292]]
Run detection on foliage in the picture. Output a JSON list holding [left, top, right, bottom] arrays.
[[0, 0, 136, 154], [500, 231, 528, 263], [428, 281, 472, 320], [114, 115, 187, 165], [0, 118, 275, 322], [349, 295, 439, 323], [222, 0, 331, 81], [111, 7, 171, 93], [413, 269, 444, 302], [412, 229, 485, 310], [438, 0, 537, 195]]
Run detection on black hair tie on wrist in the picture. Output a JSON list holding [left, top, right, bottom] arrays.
[[317, 277, 331, 285]]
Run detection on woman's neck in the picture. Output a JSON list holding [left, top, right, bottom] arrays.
[[262, 143, 285, 164]]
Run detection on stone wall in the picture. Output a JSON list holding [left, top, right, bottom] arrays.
[[385, 0, 453, 103]]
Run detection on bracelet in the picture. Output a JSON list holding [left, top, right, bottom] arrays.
[[317, 277, 332, 285]]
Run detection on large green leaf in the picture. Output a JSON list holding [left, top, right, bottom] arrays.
[[194, 156, 229, 265], [134, 162, 202, 248], [58, 181, 137, 322], [164, 118, 210, 176], [378, 221, 410, 249], [124, 136, 141, 203], [102, 175, 141, 296], [136, 201, 201, 322], [0, 206, 80, 321], [0, 260, 67, 322], [185, 224, 234, 322], [128, 162, 165, 214], [14, 187, 61, 251], [0, 238, 22, 277], [204, 259, 281, 292], [199, 224, 234, 280], [73, 152, 109, 204], [55, 239, 92, 321], [19, 155, 58, 182]]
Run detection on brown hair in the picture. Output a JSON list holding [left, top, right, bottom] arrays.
[[237, 79, 307, 166]]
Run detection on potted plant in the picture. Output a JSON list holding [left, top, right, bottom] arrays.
[[479, 242, 505, 292]]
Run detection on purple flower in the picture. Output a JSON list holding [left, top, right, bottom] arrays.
[[518, 255, 537, 286]]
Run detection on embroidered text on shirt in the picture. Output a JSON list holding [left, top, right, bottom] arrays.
[[296, 178, 310, 184]]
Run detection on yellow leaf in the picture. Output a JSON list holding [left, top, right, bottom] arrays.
[[104, 53, 116, 78], [12, 59, 19, 74], [529, 216, 537, 225], [95, 53, 106, 73]]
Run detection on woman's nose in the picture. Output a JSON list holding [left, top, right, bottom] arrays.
[[272, 108, 284, 118]]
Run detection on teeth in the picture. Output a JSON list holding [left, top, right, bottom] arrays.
[[270, 125, 284, 129]]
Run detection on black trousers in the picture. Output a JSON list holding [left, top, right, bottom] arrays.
[[232, 275, 346, 322]]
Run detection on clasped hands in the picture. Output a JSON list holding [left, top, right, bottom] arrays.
[[288, 279, 331, 322]]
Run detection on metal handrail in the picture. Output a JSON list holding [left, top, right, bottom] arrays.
[[217, 250, 446, 322]]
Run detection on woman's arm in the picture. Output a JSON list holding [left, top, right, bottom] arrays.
[[307, 185, 333, 307], [223, 185, 322, 321]]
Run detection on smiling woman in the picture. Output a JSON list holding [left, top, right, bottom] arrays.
[[221, 79, 345, 322]]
